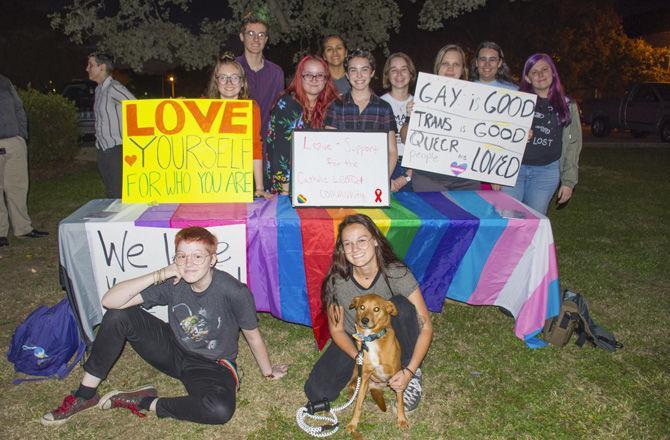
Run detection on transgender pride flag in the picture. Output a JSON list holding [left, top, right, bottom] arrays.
[[135, 191, 561, 349]]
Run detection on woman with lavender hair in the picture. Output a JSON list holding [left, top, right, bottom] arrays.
[[497, 53, 582, 214]]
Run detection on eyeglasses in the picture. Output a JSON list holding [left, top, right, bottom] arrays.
[[478, 57, 500, 65], [301, 72, 328, 82], [216, 74, 242, 85], [342, 237, 372, 254], [173, 252, 211, 266], [244, 30, 267, 40]]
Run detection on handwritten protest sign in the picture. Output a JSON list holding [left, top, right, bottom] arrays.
[[84, 221, 246, 322], [291, 130, 389, 207], [122, 99, 254, 203], [402, 73, 537, 186]]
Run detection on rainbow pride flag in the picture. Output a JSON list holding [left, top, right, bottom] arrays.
[[135, 191, 560, 349]]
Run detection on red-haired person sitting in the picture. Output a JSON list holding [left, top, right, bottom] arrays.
[[42, 226, 287, 426]]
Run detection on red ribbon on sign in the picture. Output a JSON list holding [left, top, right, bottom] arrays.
[[374, 188, 382, 203]]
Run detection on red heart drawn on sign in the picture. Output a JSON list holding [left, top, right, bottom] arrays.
[[124, 155, 137, 166]]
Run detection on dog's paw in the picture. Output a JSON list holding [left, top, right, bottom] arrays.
[[398, 417, 409, 429], [346, 422, 358, 434]]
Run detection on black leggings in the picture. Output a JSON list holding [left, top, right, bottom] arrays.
[[84, 306, 237, 425], [304, 295, 420, 403]]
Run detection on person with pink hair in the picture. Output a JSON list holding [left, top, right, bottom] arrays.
[[497, 53, 582, 214], [265, 55, 340, 195]]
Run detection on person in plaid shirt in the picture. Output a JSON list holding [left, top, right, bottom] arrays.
[[325, 49, 399, 187]]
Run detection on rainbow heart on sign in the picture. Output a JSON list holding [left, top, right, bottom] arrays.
[[450, 162, 467, 175], [297, 194, 307, 204], [124, 155, 137, 166]]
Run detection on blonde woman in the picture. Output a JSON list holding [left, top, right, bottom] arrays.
[[207, 54, 271, 199], [401, 44, 480, 191]]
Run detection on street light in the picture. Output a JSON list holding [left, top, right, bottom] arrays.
[[167, 74, 175, 98]]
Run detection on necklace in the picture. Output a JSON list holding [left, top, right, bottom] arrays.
[[356, 268, 378, 282]]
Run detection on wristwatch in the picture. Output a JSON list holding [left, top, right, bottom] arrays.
[[404, 175, 411, 183]]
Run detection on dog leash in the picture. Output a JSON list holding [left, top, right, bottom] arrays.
[[296, 349, 364, 437]]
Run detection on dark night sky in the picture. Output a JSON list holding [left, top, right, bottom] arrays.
[[616, 0, 670, 36], [1, 0, 669, 93]]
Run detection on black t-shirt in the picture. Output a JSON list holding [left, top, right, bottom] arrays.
[[522, 97, 563, 165], [141, 269, 258, 361]]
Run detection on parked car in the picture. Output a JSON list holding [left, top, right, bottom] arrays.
[[581, 82, 670, 142], [62, 79, 96, 142]]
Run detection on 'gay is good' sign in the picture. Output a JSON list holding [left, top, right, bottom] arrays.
[[403, 73, 537, 186]]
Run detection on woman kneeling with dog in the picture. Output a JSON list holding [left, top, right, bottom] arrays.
[[304, 214, 433, 414]]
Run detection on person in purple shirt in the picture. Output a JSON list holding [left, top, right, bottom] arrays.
[[236, 14, 285, 157]]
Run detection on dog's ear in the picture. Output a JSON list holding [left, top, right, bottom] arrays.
[[386, 300, 398, 316], [349, 297, 360, 310]]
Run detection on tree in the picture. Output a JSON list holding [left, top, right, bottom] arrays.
[[49, 0, 496, 72]]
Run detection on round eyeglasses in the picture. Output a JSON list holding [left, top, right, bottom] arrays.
[[173, 252, 211, 266], [342, 237, 372, 254], [216, 74, 242, 85]]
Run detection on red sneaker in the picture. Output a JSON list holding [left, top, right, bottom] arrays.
[[41, 393, 100, 426], [98, 385, 157, 418]]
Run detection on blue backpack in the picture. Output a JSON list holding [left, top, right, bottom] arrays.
[[7, 299, 86, 384]]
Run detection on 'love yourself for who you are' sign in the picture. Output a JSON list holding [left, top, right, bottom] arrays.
[[122, 99, 254, 203], [291, 130, 390, 207], [402, 73, 537, 186]]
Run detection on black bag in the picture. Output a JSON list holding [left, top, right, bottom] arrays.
[[544, 290, 623, 351]]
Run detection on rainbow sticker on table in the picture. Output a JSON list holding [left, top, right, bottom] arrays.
[[297, 194, 307, 204]]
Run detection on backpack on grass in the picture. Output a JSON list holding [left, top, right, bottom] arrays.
[[7, 298, 86, 384], [544, 289, 623, 351]]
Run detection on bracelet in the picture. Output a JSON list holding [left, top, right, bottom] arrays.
[[402, 366, 415, 377], [154, 268, 165, 285]]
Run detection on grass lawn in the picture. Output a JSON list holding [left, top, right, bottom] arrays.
[[0, 146, 668, 439]]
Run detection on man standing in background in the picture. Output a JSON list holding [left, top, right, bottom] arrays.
[[0, 74, 49, 247], [86, 53, 135, 198], [236, 13, 284, 188]]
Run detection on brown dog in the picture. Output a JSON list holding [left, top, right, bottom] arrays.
[[346, 294, 408, 434]]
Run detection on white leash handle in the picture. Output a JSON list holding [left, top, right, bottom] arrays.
[[296, 351, 364, 437]]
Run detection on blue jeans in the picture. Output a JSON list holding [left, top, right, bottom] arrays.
[[502, 160, 560, 215], [391, 158, 413, 192]]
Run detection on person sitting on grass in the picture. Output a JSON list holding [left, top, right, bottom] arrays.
[[304, 214, 433, 414], [42, 226, 287, 426]]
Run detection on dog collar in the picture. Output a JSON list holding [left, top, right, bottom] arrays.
[[353, 328, 387, 349]]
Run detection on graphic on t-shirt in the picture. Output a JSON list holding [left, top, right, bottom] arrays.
[[172, 303, 210, 343], [532, 104, 555, 147]]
